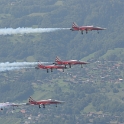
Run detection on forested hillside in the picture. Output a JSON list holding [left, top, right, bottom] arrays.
[[0, 0, 124, 124]]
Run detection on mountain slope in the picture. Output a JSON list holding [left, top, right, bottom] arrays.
[[0, 0, 124, 124]]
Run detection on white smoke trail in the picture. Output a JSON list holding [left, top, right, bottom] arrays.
[[0, 67, 33, 72], [0, 28, 70, 35], [0, 62, 38, 67], [0, 61, 52, 72]]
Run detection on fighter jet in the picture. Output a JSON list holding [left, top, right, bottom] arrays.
[[70, 22, 106, 34], [35, 63, 67, 73], [27, 96, 65, 108], [53, 56, 89, 68]]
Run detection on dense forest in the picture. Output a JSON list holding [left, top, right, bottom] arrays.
[[0, 0, 124, 124]]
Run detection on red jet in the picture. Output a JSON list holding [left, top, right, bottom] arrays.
[[27, 97, 65, 108], [35, 63, 67, 73], [53, 56, 89, 68], [70, 22, 106, 34]]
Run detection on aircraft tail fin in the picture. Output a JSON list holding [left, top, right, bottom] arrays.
[[38, 63, 45, 67], [29, 96, 36, 103], [55, 56, 61, 62], [72, 22, 78, 28], [35, 62, 44, 69]]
